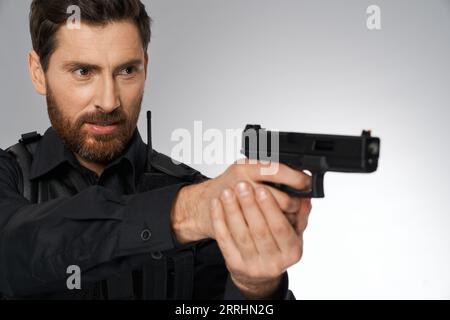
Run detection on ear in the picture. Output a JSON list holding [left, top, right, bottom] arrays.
[[28, 50, 47, 96]]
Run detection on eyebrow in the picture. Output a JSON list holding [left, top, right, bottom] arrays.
[[61, 59, 144, 73]]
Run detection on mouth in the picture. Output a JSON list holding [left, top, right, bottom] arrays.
[[84, 122, 120, 135]]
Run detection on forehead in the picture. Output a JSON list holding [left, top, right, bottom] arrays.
[[51, 20, 144, 65]]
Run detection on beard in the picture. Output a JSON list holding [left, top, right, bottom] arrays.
[[46, 86, 142, 164]]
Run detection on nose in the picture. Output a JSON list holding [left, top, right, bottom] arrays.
[[95, 75, 120, 113]]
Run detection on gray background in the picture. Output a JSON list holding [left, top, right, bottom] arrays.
[[1, 0, 449, 299]]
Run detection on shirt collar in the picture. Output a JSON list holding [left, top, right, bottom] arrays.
[[30, 127, 148, 184]]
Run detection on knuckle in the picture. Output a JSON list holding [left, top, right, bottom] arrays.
[[234, 163, 248, 176], [234, 163, 245, 174], [229, 163, 242, 176], [281, 198, 291, 212], [306, 200, 313, 212], [301, 219, 309, 231], [304, 174, 313, 188], [295, 173, 311, 190], [235, 182, 255, 201], [294, 246, 303, 261], [296, 218, 308, 232], [256, 186, 270, 201], [289, 198, 301, 212], [273, 222, 290, 235], [288, 244, 303, 263], [283, 252, 299, 266], [253, 225, 270, 239], [274, 193, 290, 211], [293, 175, 304, 189]]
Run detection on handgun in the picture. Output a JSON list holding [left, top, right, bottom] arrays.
[[241, 124, 380, 198]]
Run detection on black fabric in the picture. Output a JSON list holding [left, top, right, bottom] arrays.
[[5, 143, 36, 202], [106, 272, 134, 300], [142, 256, 168, 299], [0, 127, 293, 300]]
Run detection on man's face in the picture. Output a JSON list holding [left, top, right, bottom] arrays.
[[44, 20, 147, 164]]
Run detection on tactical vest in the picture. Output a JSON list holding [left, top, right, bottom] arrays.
[[5, 131, 208, 299]]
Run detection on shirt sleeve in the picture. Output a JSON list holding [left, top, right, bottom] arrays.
[[0, 149, 186, 297]]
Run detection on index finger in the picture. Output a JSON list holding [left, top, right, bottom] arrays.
[[244, 160, 312, 191]]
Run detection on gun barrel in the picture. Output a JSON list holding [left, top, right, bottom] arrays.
[[242, 124, 380, 174]]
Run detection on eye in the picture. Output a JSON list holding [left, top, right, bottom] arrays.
[[73, 68, 91, 77], [118, 66, 136, 76]]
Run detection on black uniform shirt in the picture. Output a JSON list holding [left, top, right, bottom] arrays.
[[0, 127, 291, 299]]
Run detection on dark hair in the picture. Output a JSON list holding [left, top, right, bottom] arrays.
[[29, 0, 152, 72]]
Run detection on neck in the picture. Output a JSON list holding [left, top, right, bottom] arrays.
[[75, 154, 106, 177]]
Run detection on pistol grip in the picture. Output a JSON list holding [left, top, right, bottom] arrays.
[[264, 172, 325, 198]]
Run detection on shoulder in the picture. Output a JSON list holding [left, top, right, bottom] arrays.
[[149, 150, 209, 182], [0, 131, 42, 188], [0, 147, 22, 191], [0, 147, 20, 169]]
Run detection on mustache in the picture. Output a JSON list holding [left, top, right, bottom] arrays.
[[77, 109, 127, 127]]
